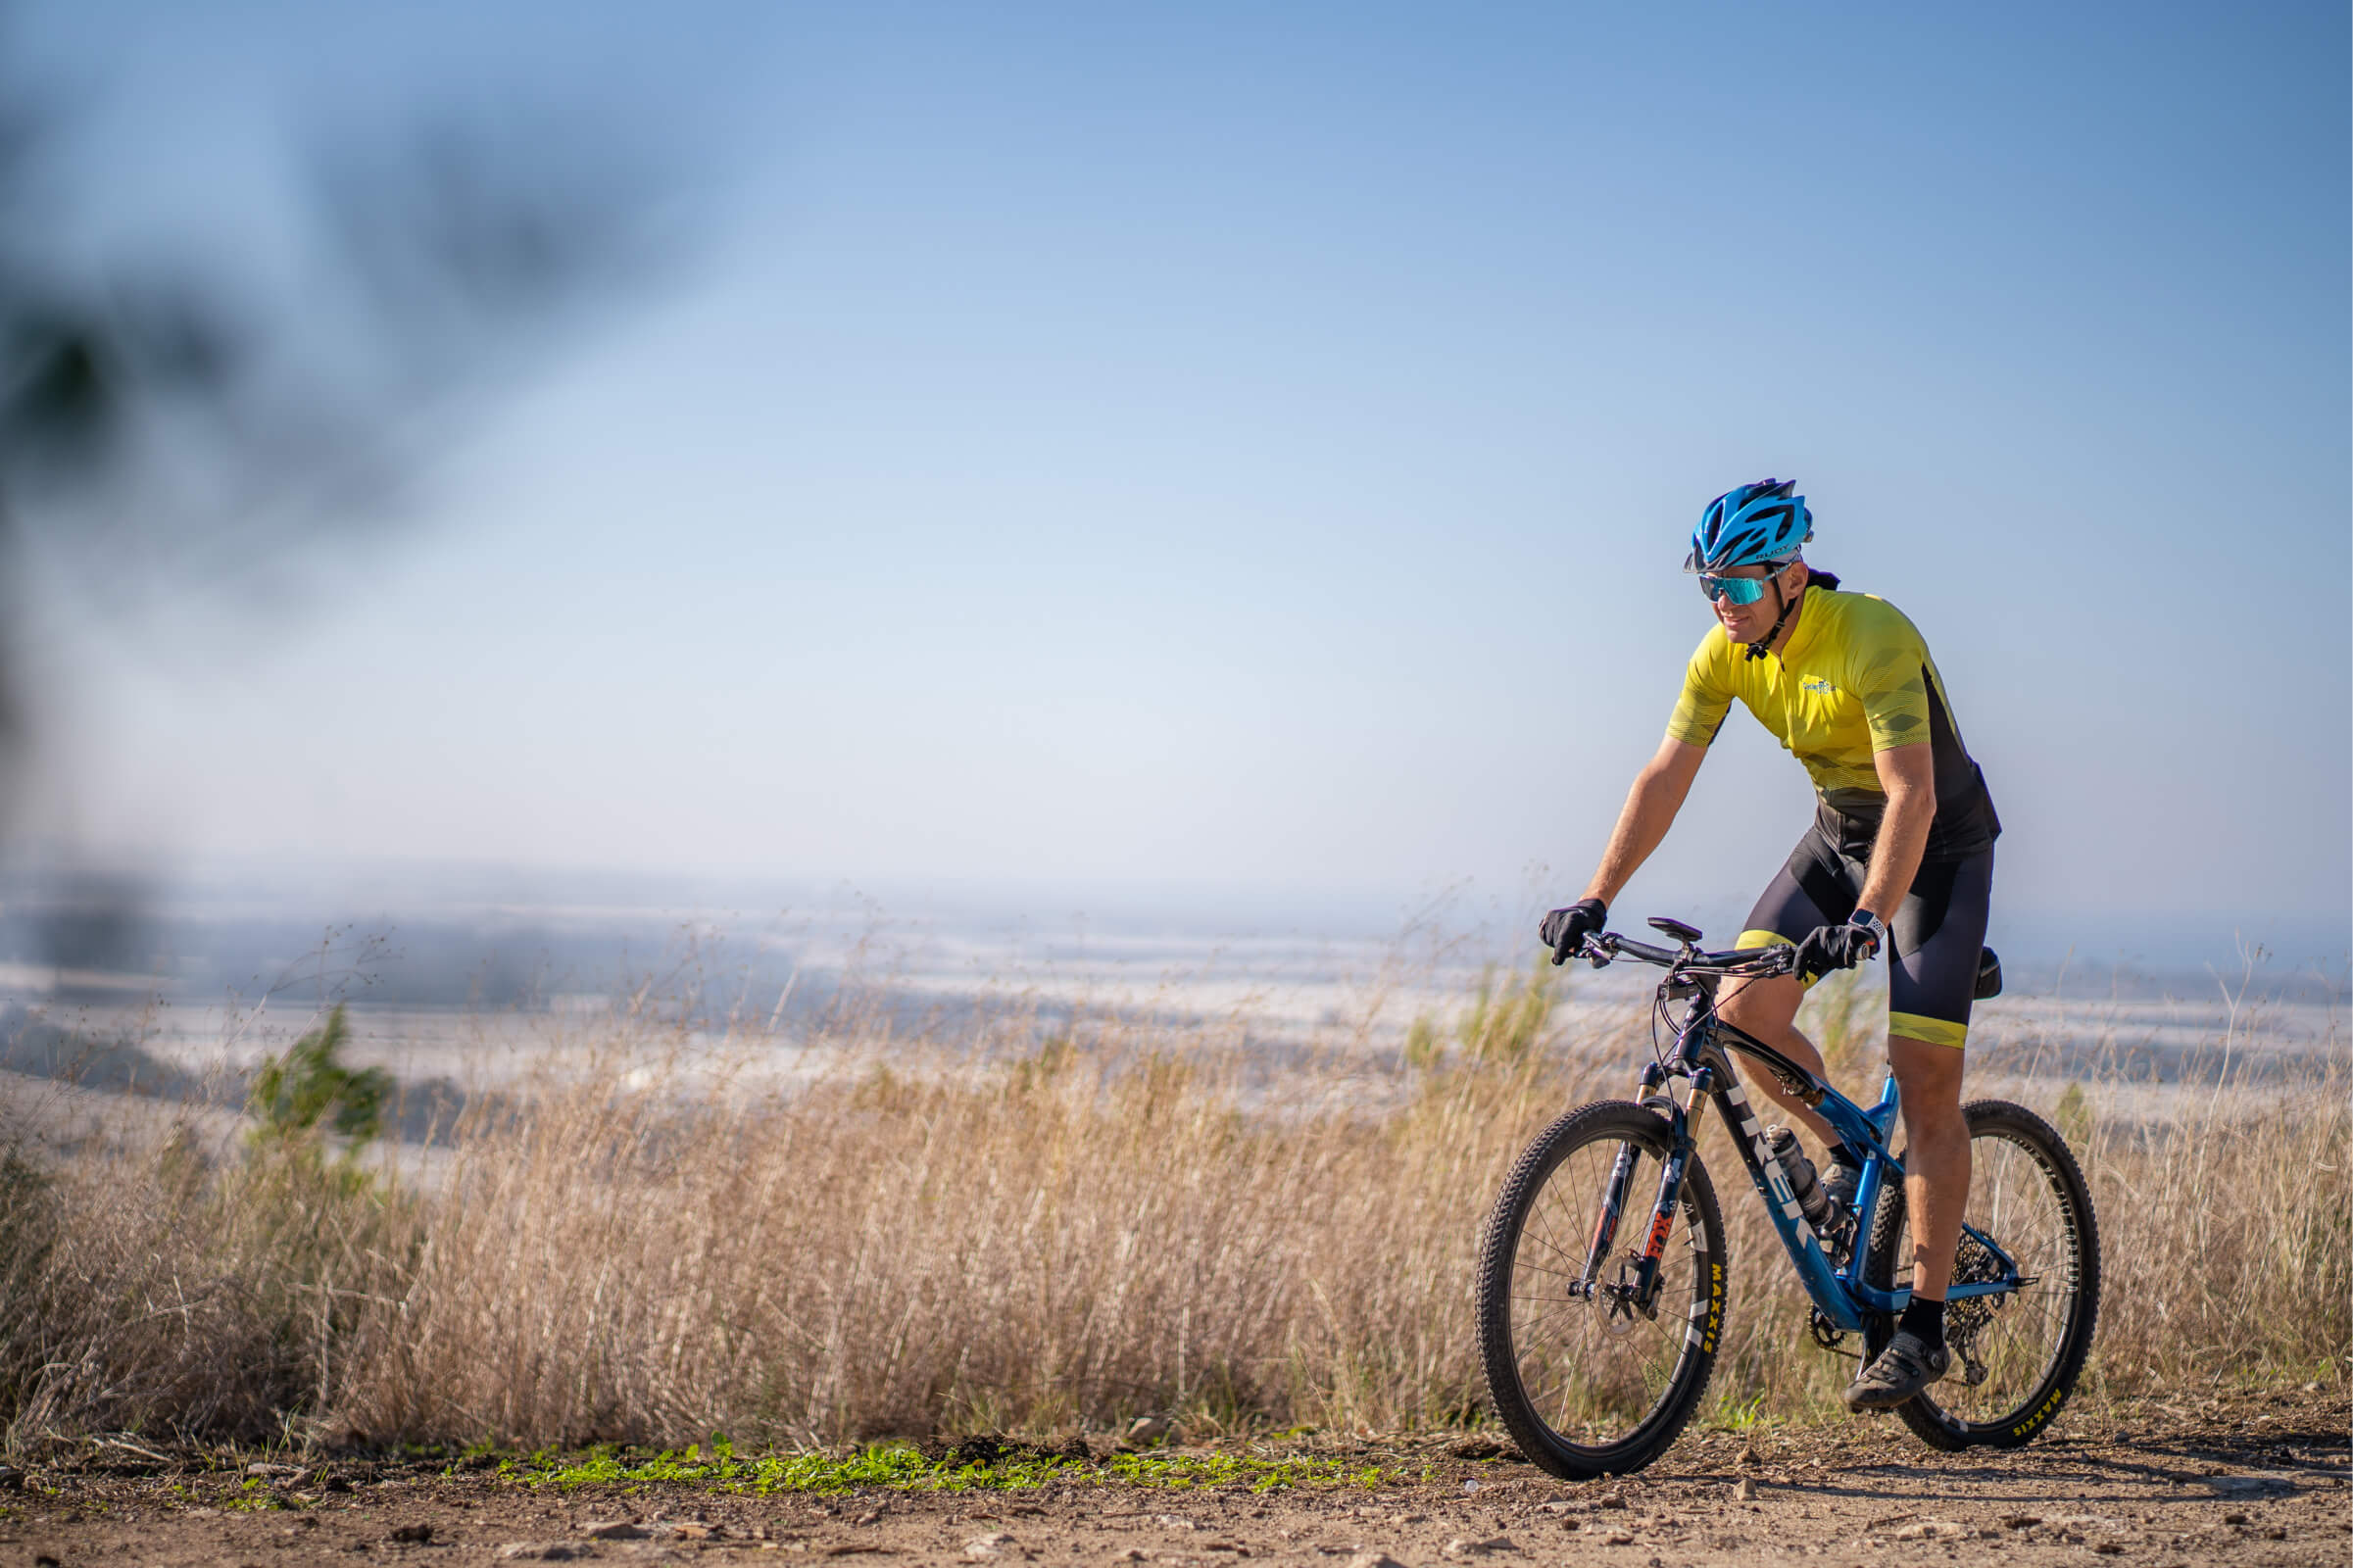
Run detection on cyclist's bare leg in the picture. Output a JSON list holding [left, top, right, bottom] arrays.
[[1716, 971, 1841, 1151], [1888, 1033, 1969, 1299]]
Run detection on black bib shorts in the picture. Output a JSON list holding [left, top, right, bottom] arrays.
[[1737, 822, 1994, 1050]]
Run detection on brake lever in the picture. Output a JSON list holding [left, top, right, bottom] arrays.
[[1580, 933, 1616, 969]]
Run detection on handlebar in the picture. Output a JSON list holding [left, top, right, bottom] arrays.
[[1575, 930, 1798, 979]]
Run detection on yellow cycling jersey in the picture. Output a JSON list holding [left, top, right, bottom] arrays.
[[1666, 585, 1999, 859]]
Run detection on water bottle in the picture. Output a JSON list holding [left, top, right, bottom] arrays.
[[1766, 1126, 1837, 1228]]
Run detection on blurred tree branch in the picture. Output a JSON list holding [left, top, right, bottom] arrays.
[[0, 43, 671, 820]]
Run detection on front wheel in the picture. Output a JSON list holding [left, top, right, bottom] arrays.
[[1859, 1099, 2102, 1449], [1475, 1101, 1728, 1479]]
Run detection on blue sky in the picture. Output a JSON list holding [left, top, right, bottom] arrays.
[[22, 3, 2351, 957]]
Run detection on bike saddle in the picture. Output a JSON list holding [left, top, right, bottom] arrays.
[[1647, 916, 1702, 944]]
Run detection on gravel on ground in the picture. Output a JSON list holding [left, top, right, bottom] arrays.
[[0, 1386, 2343, 1568]]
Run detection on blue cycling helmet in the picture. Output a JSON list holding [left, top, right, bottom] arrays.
[[1686, 478, 1813, 575]]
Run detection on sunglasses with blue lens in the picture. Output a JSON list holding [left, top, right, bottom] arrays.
[[1698, 569, 1776, 605]]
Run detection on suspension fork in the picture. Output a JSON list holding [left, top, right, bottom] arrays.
[[1573, 1062, 1668, 1294], [1628, 1064, 1715, 1312], [1576, 1061, 1716, 1313]]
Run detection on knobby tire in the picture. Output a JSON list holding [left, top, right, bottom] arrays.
[[1859, 1098, 2102, 1450], [1475, 1101, 1728, 1479]]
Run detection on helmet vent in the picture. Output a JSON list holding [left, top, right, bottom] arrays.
[[1688, 479, 1813, 573]]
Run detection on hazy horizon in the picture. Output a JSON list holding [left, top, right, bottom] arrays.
[[7, 847, 2343, 987]]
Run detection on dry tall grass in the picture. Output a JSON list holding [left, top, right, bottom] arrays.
[[0, 967, 2342, 1452]]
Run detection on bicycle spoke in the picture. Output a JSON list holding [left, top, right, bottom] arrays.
[[1507, 1133, 1704, 1445], [1479, 1098, 1732, 1478], [1887, 1123, 2088, 1428]]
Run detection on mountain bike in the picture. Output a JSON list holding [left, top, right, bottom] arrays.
[[1474, 916, 2100, 1479]]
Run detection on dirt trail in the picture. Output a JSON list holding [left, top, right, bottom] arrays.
[[2, 1388, 2343, 1568]]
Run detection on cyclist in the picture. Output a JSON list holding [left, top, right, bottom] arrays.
[[1538, 478, 1999, 1411]]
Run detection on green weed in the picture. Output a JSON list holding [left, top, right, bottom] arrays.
[[1707, 1391, 1772, 1432], [2054, 1080, 2092, 1150], [247, 1004, 393, 1156], [1406, 956, 1559, 1069], [219, 1479, 290, 1512], [497, 1441, 1393, 1495]]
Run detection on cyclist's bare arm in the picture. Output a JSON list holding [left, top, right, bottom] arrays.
[[1856, 743, 1936, 917], [1581, 738, 1706, 906]]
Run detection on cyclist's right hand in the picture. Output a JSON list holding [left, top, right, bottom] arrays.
[[1794, 916, 1883, 981], [1539, 898, 1609, 965]]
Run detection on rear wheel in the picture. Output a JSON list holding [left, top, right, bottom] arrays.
[[1475, 1101, 1727, 1478], [1859, 1099, 2101, 1449]]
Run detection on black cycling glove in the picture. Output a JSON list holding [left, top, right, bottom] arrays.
[[1795, 913, 1886, 981], [1539, 898, 1609, 966]]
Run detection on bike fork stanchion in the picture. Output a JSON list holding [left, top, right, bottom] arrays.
[[1579, 1142, 1642, 1297], [1630, 1065, 1711, 1312], [1630, 1146, 1688, 1313], [1633, 1058, 1670, 1108], [1576, 1062, 1672, 1296]]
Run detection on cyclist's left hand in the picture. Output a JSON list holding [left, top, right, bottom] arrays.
[[1795, 916, 1885, 980]]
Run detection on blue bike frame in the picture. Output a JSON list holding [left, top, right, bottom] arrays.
[[1588, 932, 2021, 1336]]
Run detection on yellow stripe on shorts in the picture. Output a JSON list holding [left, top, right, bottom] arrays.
[[1888, 1010, 1968, 1050], [1734, 928, 1819, 988]]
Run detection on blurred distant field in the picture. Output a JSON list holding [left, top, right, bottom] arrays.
[[0, 926, 2341, 1454]]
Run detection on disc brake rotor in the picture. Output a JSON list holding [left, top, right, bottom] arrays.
[[1596, 1260, 1647, 1337]]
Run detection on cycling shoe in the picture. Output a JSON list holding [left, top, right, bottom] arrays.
[[1843, 1329, 1949, 1411]]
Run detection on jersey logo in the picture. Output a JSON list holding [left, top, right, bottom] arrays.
[[1801, 677, 1838, 695]]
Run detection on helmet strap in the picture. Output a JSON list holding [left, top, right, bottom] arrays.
[[1743, 570, 1802, 661]]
